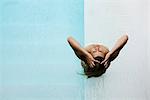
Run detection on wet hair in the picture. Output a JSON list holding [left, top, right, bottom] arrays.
[[85, 56, 106, 78]]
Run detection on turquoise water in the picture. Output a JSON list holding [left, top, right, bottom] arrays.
[[0, 0, 84, 100]]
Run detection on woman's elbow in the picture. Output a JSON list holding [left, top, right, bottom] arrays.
[[67, 36, 73, 42], [123, 34, 129, 41]]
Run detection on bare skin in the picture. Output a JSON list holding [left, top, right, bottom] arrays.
[[67, 34, 128, 69]]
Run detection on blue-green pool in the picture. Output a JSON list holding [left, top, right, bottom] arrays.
[[0, 0, 84, 100]]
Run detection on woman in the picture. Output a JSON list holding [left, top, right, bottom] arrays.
[[67, 34, 128, 78]]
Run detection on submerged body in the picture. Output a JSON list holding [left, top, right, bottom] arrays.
[[67, 34, 128, 78]]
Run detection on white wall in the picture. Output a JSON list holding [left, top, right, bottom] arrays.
[[147, 0, 150, 98], [84, 0, 150, 100]]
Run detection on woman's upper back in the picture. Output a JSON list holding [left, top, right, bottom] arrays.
[[84, 44, 109, 58]]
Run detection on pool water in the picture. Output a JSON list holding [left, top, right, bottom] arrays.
[[0, 0, 84, 100]]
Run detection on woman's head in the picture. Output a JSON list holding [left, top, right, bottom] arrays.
[[85, 56, 106, 78]]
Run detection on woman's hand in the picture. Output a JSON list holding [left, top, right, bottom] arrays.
[[101, 52, 112, 68], [85, 53, 100, 68]]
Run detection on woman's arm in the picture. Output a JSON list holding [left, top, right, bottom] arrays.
[[67, 36, 89, 60], [109, 34, 128, 61], [67, 36, 99, 68], [101, 34, 128, 67]]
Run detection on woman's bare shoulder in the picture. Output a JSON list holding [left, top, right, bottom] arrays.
[[84, 43, 109, 52]]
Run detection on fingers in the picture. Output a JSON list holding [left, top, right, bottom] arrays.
[[93, 59, 100, 63], [104, 61, 111, 69], [89, 63, 94, 68], [89, 59, 98, 68], [89, 60, 95, 68], [105, 63, 109, 69], [92, 62, 95, 67], [101, 57, 110, 64], [104, 61, 107, 66], [101, 59, 106, 64]]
